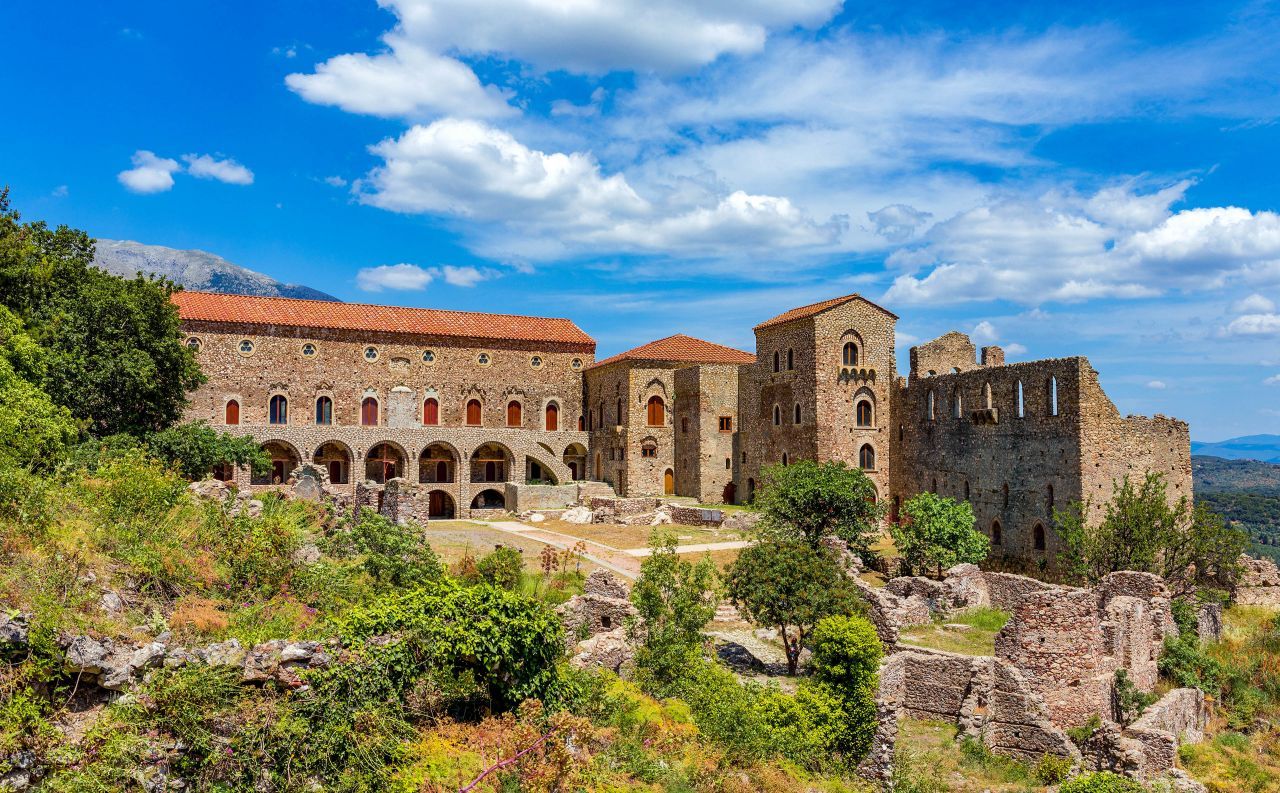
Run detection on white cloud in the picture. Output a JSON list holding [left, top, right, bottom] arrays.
[[323, 175, 347, 188], [1004, 342, 1028, 357], [1232, 293, 1276, 314], [868, 204, 933, 243], [1264, 374, 1280, 386], [117, 150, 181, 194], [440, 265, 490, 287], [183, 154, 254, 185], [971, 320, 999, 344], [1224, 313, 1280, 336], [356, 263, 434, 291], [1146, 380, 1168, 390], [1121, 206, 1280, 271]]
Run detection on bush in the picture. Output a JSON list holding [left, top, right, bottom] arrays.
[[1113, 668, 1156, 727], [1058, 771, 1146, 793], [347, 512, 444, 589], [145, 421, 268, 480], [476, 545, 523, 590], [753, 460, 883, 555], [809, 614, 882, 690], [630, 533, 719, 692], [1034, 753, 1073, 784], [891, 491, 988, 577]]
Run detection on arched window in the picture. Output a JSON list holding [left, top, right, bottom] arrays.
[[843, 342, 858, 366], [983, 382, 993, 409], [927, 391, 935, 421], [545, 402, 559, 431], [577, 415, 584, 431], [992, 520, 1002, 546], [773, 405, 781, 425], [964, 481, 970, 501], [953, 389, 963, 418], [361, 397, 378, 426], [1034, 523, 1046, 551], [315, 396, 332, 425], [507, 400, 522, 427], [1047, 484, 1055, 516], [931, 478, 938, 493], [859, 443, 876, 470], [793, 403, 802, 424], [898, 423, 904, 442], [617, 398, 624, 425], [423, 397, 439, 425], [787, 348, 794, 370], [1016, 380, 1025, 418], [773, 351, 780, 372], [225, 399, 240, 425], [856, 400, 873, 427], [1048, 376, 1059, 416], [269, 395, 288, 425], [646, 396, 665, 427], [466, 399, 482, 426], [1002, 483, 1009, 509]]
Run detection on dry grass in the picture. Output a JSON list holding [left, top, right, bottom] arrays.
[[1180, 727, 1280, 793], [893, 718, 1041, 792], [898, 608, 1010, 657], [530, 518, 728, 550], [422, 521, 591, 572]]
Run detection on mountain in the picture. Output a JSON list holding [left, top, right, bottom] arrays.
[[93, 239, 339, 302], [1190, 434, 1280, 464], [1193, 455, 1280, 495]]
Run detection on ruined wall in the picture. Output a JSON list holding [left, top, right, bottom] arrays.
[[674, 365, 739, 503], [1236, 555, 1280, 606], [891, 348, 1087, 563]]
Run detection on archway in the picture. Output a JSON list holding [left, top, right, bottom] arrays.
[[428, 490, 456, 519], [563, 443, 587, 481], [365, 442, 406, 483], [470, 442, 511, 483], [722, 481, 736, 504], [526, 456, 559, 485], [471, 488, 506, 510], [1033, 523, 1046, 551], [991, 520, 1002, 546], [254, 441, 300, 485], [314, 441, 352, 485], [419, 442, 458, 484]]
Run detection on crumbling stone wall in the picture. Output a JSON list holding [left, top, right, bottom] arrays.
[[1236, 554, 1280, 606]]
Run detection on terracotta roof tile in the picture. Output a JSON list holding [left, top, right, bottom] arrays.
[[173, 291, 595, 349], [754, 293, 898, 330], [588, 334, 755, 370]]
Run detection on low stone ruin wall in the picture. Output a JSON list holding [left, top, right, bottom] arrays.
[[667, 505, 724, 526], [1126, 688, 1209, 778], [507, 483, 580, 512], [1236, 555, 1280, 607]]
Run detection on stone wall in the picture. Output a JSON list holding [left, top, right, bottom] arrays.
[[505, 483, 580, 512], [674, 364, 739, 503], [1236, 554, 1280, 606]]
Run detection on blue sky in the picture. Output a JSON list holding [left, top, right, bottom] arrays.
[[5, 0, 1280, 442]]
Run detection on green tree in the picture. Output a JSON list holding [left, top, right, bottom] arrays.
[[475, 545, 524, 589], [145, 421, 268, 480], [891, 492, 989, 577], [725, 539, 863, 675], [754, 460, 883, 555], [803, 614, 883, 760], [1056, 472, 1247, 597], [0, 305, 78, 471], [0, 189, 203, 436], [630, 532, 720, 692]]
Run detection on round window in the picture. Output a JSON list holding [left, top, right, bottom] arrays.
[[301, 343, 317, 357], [530, 355, 543, 369], [571, 358, 583, 370], [477, 352, 491, 365], [422, 349, 435, 364], [186, 337, 202, 351], [364, 346, 378, 361], [238, 339, 254, 356]]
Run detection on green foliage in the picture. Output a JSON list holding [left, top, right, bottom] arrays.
[[1113, 668, 1157, 726], [726, 539, 862, 674], [890, 492, 988, 577], [0, 305, 78, 472], [1067, 713, 1103, 745], [145, 420, 268, 480], [1058, 771, 1147, 793], [809, 614, 883, 690], [629, 532, 720, 692], [213, 495, 309, 597], [346, 512, 444, 590], [0, 190, 204, 437], [753, 460, 883, 555], [1034, 753, 1073, 784], [475, 545, 524, 590], [1159, 633, 1222, 692], [1056, 472, 1247, 597]]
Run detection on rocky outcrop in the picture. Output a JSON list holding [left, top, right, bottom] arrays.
[[569, 627, 634, 673], [556, 571, 638, 653]]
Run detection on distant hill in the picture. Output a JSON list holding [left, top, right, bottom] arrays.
[[1193, 455, 1280, 562], [1193, 455, 1280, 495], [1190, 434, 1280, 464], [93, 239, 339, 302]]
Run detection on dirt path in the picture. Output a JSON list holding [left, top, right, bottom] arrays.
[[474, 520, 643, 579], [624, 540, 751, 557]]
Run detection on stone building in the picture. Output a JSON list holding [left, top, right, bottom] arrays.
[[176, 289, 1190, 559]]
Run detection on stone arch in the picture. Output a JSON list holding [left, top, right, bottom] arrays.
[[419, 441, 459, 484], [255, 439, 302, 485], [853, 386, 876, 427], [364, 440, 408, 483], [471, 488, 507, 510], [427, 489, 456, 519], [314, 440, 353, 485], [470, 441, 513, 483], [563, 443, 587, 481], [526, 453, 560, 485]]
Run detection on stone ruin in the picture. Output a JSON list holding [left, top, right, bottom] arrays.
[[846, 554, 1213, 791], [1235, 554, 1280, 607], [555, 570, 638, 674]]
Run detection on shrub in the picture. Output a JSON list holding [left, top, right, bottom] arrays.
[[476, 545, 524, 590], [145, 421, 268, 480], [809, 614, 883, 690], [1034, 753, 1073, 784], [1058, 771, 1146, 793], [891, 492, 989, 577], [1113, 668, 1157, 727], [347, 511, 443, 589], [753, 460, 883, 555], [630, 533, 719, 693]]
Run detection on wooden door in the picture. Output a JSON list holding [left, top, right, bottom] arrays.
[[328, 461, 342, 484], [436, 460, 447, 482], [663, 469, 674, 495]]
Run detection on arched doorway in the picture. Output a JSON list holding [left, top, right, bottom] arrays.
[[419, 443, 457, 484], [314, 442, 352, 485], [545, 402, 559, 431], [254, 441, 300, 485], [563, 443, 586, 481], [471, 489, 506, 510], [428, 490, 455, 519], [361, 397, 379, 426], [663, 469, 674, 495], [365, 442, 405, 483], [722, 481, 736, 504], [470, 443, 510, 483]]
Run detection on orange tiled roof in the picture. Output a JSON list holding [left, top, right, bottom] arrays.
[[588, 334, 755, 370], [172, 291, 595, 349], [754, 293, 898, 330]]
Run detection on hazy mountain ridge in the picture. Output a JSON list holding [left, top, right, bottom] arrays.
[[93, 239, 339, 302], [1190, 434, 1280, 464]]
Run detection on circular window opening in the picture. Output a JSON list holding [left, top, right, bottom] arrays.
[[477, 352, 491, 366], [364, 346, 378, 361], [530, 355, 543, 369], [238, 339, 254, 356], [185, 337, 201, 351], [422, 349, 435, 363], [301, 343, 317, 357], [571, 358, 583, 370]]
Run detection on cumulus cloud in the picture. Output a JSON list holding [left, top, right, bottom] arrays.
[[1233, 293, 1277, 314], [440, 265, 490, 287], [971, 320, 999, 344], [1004, 342, 1028, 357], [356, 263, 435, 291], [868, 204, 933, 243], [183, 154, 254, 185], [1147, 380, 1168, 390], [358, 118, 841, 257], [1264, 374, 1280, 386], [1224, 313, 1280, 336], [117, 150, 181, 194]]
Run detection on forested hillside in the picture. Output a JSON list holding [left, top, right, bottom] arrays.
[[1194, 455, 1280, 562]]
